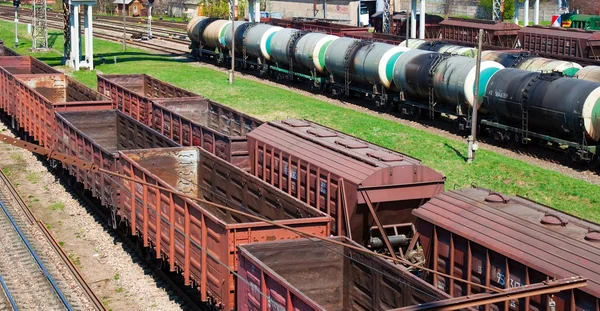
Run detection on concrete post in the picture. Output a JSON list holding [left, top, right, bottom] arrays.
[[419, 0, 425, 39], [71, 4, 79, 70], [86, 4, 93, 69], [410, 0, 416, 39], [533, 0, 539, 25], [254, 0, 260, 21], [524, 0, 529, 26]]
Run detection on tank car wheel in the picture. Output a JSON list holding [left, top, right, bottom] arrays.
[[587, 155, 600, 170], [563, 149, 578, 166]]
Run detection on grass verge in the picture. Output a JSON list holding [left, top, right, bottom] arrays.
[[1, 20, 599, 222]]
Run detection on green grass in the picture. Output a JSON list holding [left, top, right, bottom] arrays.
[[1, 20, 599, 222]]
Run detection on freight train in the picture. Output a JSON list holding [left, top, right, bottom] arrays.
[[0, 49, 597, 310], [187, 17, 600, 168]]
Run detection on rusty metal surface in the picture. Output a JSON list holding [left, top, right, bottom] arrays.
[[247, 119, 445, 244], [344, 31, 404, 45], [151, 97, 263, 169], [391, 277, 587, 311], [517, 26, 600, 64], [0, 56, 59, 116], [237, 236, 450, 311], [118, 146, 331, 310], [11, 73, 112, 148], [55, 110, 179, 207], [97, 74, 199, 124], [413, 187, 600, 310], [0, 45, 19, 56], [439, 18, 520, 48]]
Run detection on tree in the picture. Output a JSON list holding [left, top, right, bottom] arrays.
[[478, 0, 515, 20]]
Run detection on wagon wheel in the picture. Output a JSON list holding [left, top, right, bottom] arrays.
[[587, 154, 600, 170], [563, 149, 578, 166]]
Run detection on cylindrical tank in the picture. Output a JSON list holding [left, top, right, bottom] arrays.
[[400, 39, 427, 49], [187, 16, 218, 46], [515, 57, 582, 76], [294, 33, 339, 73], [433, 45, 477, 58], [221, 21, 255, 54], [399, 39, 477, 57], [485, 69, 600, 141], [324, 38, 362, 80], [269, 28, 304, 67], [353, 43, 410, 90], [433, 57, 504, 109], [202, 19, 230, 50], [392, 49, 438, 99], [576, 66, 600, 83], [480, 51, 527, 68], [243, 24, 283, 60]]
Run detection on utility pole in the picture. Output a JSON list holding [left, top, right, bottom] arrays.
[[467, 29, 484, 163], [32, 0, 49, 50], [382, 0, 390, 33], [13, 0, 19, 48], [148, 0, 153, 39], [228, 0, 235, 84], [122, 0, 126, 51]]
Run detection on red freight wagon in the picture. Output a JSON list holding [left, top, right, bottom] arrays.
[[118, 146, 332, 311], [97, 74, 199, 125], [413, 187, 600, 310], [0, 56, 60, 118], [439, 18, 521, 49], [237, 237, 451, 311], [246, 119, 445, 250], [55, 110, 179, 207], [0, 45, 19, 56], [12, 74, 112, 148], [517, 26, 600, 65], [151, 97, 263, 170]]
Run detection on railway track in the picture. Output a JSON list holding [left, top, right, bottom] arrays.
[[0, 170, 106, 311]]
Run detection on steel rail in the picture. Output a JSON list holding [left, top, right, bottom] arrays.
[[0, 194, 74, 311], [0, 170, 107, 311], [0, 274, 18, 311]]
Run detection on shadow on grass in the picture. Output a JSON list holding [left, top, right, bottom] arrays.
[[445, 142, 467, 162], [34, 51, 194, 66]]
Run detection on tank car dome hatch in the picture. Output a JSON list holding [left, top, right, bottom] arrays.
[[294, 33, 339, 74], [577, 65, 600, 82], [515, 57, 583, 76]]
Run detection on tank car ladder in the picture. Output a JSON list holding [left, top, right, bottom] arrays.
[[521, 108, 530, 144], [427, 54, 446, 119]]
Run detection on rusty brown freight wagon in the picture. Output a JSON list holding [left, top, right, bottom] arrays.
[[97, 74, 199, 124], [55, 110, 180, 207], [13, 74, 112, 148], [413, 187, 600, 310], [0, 56, 60, 118], [118, 146, 332, 311], [237, 237, 451, 311], [246, 119, 445, 250], [0, 44, 19, 56], [151, 97, 263, 170]]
